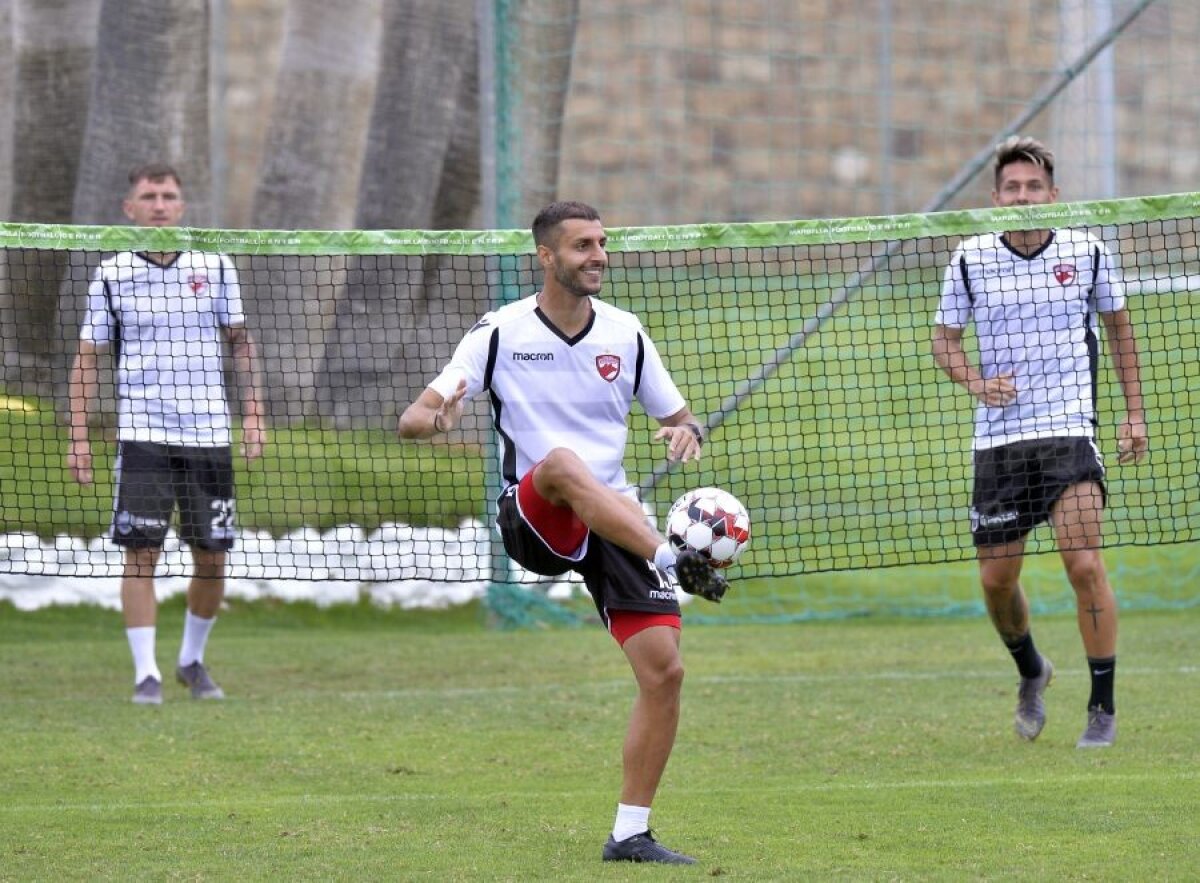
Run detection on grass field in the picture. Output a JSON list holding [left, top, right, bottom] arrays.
[[1, 247, 1197, 878], [2, 599, 1197, 880]]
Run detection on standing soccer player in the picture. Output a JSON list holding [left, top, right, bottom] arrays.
[[67, 163, 267, 705], [932, 136, 1147, 748], [398, 201, 727, 864]]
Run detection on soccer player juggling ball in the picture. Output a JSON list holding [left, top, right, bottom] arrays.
[[932, 137, 1147, 749], [398, 201, 727, 865], [68, 163, 267, 706]]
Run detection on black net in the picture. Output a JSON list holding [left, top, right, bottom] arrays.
[[0, 200, 1197, 619]]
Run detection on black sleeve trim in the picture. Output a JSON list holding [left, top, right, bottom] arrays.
[[633, 333, 646, 396], [482, 327, 500, 392], [103, 280, 122, 365]]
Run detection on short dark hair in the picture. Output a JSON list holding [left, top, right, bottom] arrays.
[[128, 163, 182, 191], [993, 136, 1054, 187], [532, 201, 601, 248]]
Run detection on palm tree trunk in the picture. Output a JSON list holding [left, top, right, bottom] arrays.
[[253, 0, 382, 229], [3, 0, 99, 399], [248, 0, 383, 426], [355, 0, 476, 230], [311, 1, 481, 429], [507, 0, 579, 223], [10, 0, 100, 223], [0, 0, 14, 220], [72, 0, 212, 225]]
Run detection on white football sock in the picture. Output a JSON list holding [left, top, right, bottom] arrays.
[[126, 626, 160, 684], [178, 610, 216, 666], [652, 542, 678, 575], [612, 803, 651, 842]]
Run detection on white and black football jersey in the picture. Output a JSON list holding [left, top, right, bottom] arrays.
[[429, 294, 687, 493], [936, 229, 1126, 450], [80, 251, 245, 447]]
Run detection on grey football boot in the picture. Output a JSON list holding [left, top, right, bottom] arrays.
[[1076, 708, 1117, 748], [132, 676, 163, 706], [602, 831, 696, 864], [176, 661, 226, 700], [1014, 656, 1054, 741]]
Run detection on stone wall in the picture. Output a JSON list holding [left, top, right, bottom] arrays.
[[221, 1, 1200, 227], [556, 1, 1200, 225]]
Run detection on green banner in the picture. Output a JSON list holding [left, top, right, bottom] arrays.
[[2, 191, 1198, 256]]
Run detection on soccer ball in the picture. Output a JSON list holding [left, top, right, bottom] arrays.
[[665, 487, 750, 569]]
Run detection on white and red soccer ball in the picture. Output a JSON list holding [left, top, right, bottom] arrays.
[[666, 487, 750, 569]]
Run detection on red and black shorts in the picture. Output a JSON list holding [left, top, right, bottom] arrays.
[[496, 470, 681, 640], [111, 441, 236, 551], [970, 437, 1106, 547]]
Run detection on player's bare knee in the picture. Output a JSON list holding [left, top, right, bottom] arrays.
[[665, 658, 685, 692], [642, 659, 684, 697], [191, 549, 227, 578], [537, 447, 590, 490], [980, 574, 1018, 600], [123, 547, 160, 578], [628, 642, 685, 694], [541, 446, 585, 472], [1065, 556, 1105, 595], [979, 556, 1022, 599]]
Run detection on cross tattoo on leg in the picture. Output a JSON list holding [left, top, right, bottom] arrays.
[[1085, 602, 1105, 631]]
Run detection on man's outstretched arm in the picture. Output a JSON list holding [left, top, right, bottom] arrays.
[[398, 379, 467, 440]]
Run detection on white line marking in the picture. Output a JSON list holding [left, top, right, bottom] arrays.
[[0, 666, 1195, 706], [3, 770, 1196, 815]]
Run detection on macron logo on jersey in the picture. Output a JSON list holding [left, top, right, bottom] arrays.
[[512, 351, 554, 361]]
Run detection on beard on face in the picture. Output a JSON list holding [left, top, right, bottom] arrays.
[[554, 261, 601, 298]]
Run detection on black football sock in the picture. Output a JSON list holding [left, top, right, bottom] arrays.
[[1086, 656, 1116, 714], [1004, 632, 1043, 680]]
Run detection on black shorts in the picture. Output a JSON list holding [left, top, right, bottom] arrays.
[[111, 441, 236, 551], [971, 437, 1106, 547], [496, 483, 681, 626]]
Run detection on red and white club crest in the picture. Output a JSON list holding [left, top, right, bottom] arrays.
[[596, 354, 621, 382], [188, 273, 208, 294], [1053, 263, 1076, 285]]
